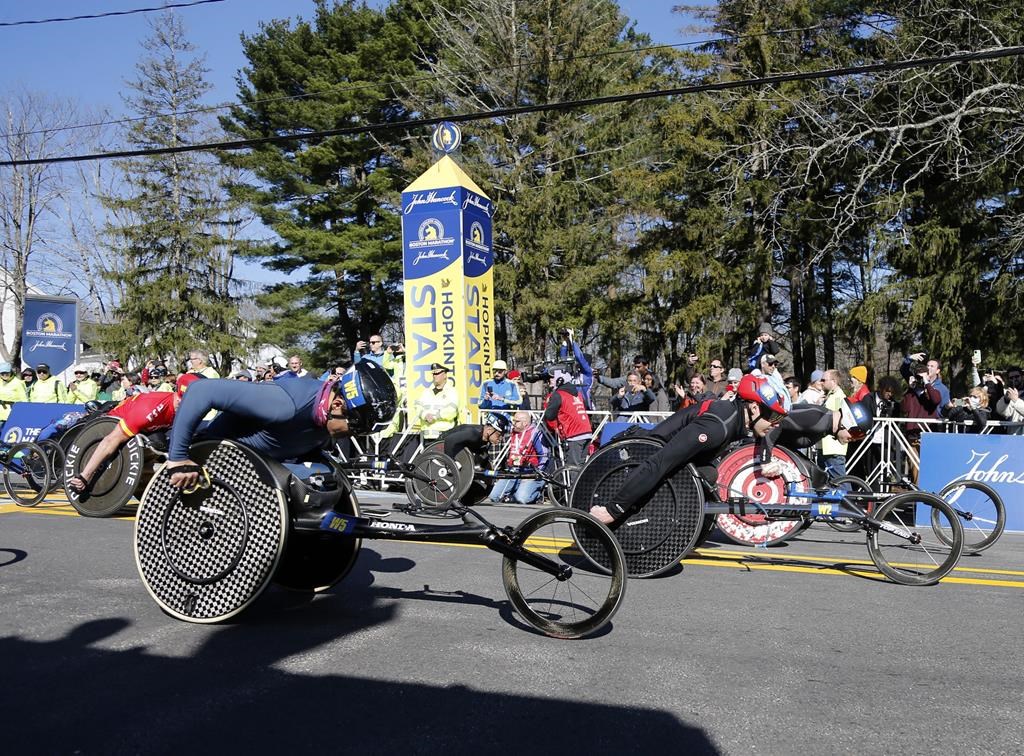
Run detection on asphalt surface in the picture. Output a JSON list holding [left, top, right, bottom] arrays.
[[2, 490, 1022, 755]]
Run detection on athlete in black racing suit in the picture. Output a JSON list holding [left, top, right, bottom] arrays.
[[591, 398, 748, 524], [591, 374, 792, 526]]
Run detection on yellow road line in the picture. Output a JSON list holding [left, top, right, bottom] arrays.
[[2, 505, 1020, 587], [696, 547, 1024, 577]]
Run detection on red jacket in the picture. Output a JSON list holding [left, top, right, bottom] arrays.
[[543, 385, 592, 440]]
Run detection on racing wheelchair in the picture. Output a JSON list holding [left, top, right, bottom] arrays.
[[132, 362, 627, 639], [569, 436, 965, 586]]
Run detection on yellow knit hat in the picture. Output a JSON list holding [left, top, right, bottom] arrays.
[[849, 365, 868, 383]]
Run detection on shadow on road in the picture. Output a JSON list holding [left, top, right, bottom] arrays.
[[1, 546, 716, 753]]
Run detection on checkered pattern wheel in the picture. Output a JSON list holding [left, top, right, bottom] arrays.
[[570, 439, 705, 578], [134, 441, 288, 623]]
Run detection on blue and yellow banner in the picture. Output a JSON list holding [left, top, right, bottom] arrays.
[[401, 154, 493, 422], [21, 296, 78, 376]]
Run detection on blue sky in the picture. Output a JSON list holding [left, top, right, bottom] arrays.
[[0, 1, 708, 283], [1, 1, 704, 111]]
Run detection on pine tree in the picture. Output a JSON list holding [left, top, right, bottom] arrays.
[[99, 13, 248, 370], [219, 0, 438, 365], [409, 0, 667, 365]]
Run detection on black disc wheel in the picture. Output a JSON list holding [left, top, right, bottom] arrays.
[[569, 439, 705, 578], [3, 442, 51, 507], [423, 442, 476, 500], [502, 508, 626, 639], [933, 479, 1005, 554], [275, 488, 362, 593], [866, 492, 964, 586], [63, 417, 146, 518], [824, 475, 878, 533]]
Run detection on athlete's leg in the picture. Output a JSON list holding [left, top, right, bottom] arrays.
[[591, 418, 727, 523]]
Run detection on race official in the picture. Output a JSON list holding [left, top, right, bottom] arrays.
[[68, 367, 100, 403], [412, 363, 461, 440]]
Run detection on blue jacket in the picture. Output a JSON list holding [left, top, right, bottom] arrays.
[[479, 377, 522, 409], [168, 378, 327, 461]]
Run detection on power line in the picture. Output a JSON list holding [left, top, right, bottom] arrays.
[[0, 0, 226, 28], [0, 17, 882, 140], [6, 44, 1020, 168]]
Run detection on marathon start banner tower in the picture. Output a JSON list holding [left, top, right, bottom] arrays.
[[401, 123, 494, 422]]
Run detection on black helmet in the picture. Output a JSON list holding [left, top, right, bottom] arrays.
[[150, 366, 169, 378], [338, 360, 397, 434], [482, 412, 511, 435]]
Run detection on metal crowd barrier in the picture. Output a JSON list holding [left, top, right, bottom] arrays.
[[344, 403, 1023, 494]]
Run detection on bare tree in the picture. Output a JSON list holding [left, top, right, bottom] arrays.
[[0, 90, 82, 364]]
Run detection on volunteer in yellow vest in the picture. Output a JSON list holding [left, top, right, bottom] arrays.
[[29, 363, 67, 403], [411, 363, 461, 441], [0, 361, 28, 421], [68, 367, 100, 403]]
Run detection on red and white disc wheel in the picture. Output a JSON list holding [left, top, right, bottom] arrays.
[[714, 444, 810, 546]]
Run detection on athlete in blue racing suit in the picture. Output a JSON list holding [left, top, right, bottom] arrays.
[[165, 361, 396, 489]]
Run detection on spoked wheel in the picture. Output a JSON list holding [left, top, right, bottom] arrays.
[[825, 475, 878, 533], [2, 442, 51, 507], [866, 491, 964, 586], [544, 464, 578, 507], [502, 509, 626, 639], [933, 479, 1005, 554], [36, 439, 66, 494], [402, 451, 461, 518]]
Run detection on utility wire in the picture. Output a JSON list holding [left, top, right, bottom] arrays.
[[0, 0, 226, 28], [0, 16, 887, 140], [5, 44, 1021, 168]]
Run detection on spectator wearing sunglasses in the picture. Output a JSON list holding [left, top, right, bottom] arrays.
[[353, 335, 387, 368], [29, 363, 67, 403], [479, 360, 522, 410], [706, 360, 729, 396]]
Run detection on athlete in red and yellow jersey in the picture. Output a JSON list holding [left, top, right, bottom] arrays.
[[66, 374, 204, 493]]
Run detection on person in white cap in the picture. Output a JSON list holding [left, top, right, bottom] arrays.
[[0, 361, 27, 421], [478, 359, 522, 410]]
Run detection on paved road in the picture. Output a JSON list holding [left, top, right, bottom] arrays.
[[2, 492, 1022, 755]]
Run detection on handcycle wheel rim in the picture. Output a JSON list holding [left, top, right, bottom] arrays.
[[501, 508, 626, 639], [3, 442, 51, 507]]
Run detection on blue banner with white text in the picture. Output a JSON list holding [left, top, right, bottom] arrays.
[[21, 296, 79, 376], [920, 433, 1024, 532], [1, 403, 81, 445]]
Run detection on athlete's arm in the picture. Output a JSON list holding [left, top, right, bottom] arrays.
[[66, 425, 132, 491]]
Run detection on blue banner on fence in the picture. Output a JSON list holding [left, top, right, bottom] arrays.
[[1, 403, 81, 445], [21, 296, 79, 376], [920, 433, 1024, 533]]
